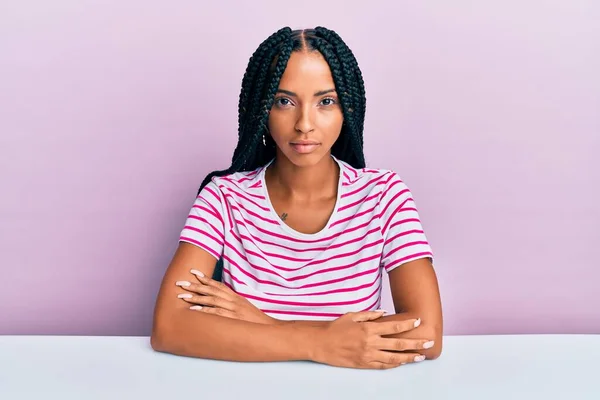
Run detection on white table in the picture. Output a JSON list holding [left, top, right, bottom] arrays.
[[0, 334, 598, 399]]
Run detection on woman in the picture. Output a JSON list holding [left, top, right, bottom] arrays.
[[151, 26, 443, 370]]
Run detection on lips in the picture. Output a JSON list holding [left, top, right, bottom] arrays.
[[290, 141, 320, 154]]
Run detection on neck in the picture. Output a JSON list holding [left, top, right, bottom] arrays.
[[267, 153, 339, 201]]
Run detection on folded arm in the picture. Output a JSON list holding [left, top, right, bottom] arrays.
[[151, 242, 320, 361], [277, 258, 443, 359]]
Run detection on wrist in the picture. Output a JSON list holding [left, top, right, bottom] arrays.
[[298, 324, 327, 362]]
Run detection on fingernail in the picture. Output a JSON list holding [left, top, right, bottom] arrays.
[[178, 294, 192, 299], [190, 269, 205, 278], [414, 318, 421, 328], [423, 341, 435, 349], [190, 306, 202, 310], [175, 281, 191, 287], [414, 355, 426, 362], [375, 309, 387, 314], [400, 362, 407, 365]]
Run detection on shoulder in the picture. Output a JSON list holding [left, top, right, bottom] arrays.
[[339, 159, 409, 196], [204, 165, 266, 196]]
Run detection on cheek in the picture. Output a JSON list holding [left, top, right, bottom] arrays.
[[317, 112, 344, 139], [267, 113, 290, 140]]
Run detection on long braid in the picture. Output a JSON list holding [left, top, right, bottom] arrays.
[[310, 37, 355, 156], [197, 26, 367, 194], [233, 33, 290, 163], [318, 28, 367, 149], [198, 28, 292, 192], [236, 28, 287, 137], [315, 27, 366, 168]]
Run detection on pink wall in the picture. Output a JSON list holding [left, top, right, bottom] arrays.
[[1, 1, 598, 336]]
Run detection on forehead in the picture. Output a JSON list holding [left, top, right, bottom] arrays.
[[278, 51, 335, 90]]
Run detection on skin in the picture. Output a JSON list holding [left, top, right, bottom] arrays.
[[265, 51, 343, 235], [151, 49, 443, 368]]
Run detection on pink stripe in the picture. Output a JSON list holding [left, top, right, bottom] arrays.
[[263, 270, 381, 297], [298, 266, 380, 289], [222, 267, 247, 287], [248, 180, 262, 189], [380, 189, 411, 220], [181, 228, 224, 248], [384, 251, 433, 271], [384, 229, 425, 246], [195, 195, 219, 217], [224, 238, 382, 277], [183, 220, 224, 241], [261, 309, 343, 318], [284, 236, 380, 270], [382, 198, 414, 233], [224, 240, 298, 274], [191, 204, 224, 225], [236, 226, 380, 255], [338, 192, 380, 212], [343, 171, 352, 183], [222, 254, 380, 289], [203, 186, 222, 203], [386, 217, 421, 232], [231, 231, 311, 263], [341, 174, 388, 199], [299, 240, 383, 270], [379, 175, 402, 202], [383, 240, 430, 259], [221, 177, 265, 199], [230, 204, 279, 225], [256, 289, 382, 318], [232, 168, 262, 184], [220, 186, 270, 212], [360, 296, 381, 311], [378, 207, 419, 223], [330, 204, 378, 228], [222, 267, 379, 298], [235, 215, 378, 244], [237, 283, 380, 307], [238, 232, 327, 252], [349, 166, 358, 178], [179, 236, 220, 259]]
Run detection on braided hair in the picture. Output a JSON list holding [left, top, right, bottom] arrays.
[[197, 26, 367, 195]]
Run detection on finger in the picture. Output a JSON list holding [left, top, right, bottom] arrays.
[[371, 350, 426, 366], [177, 293, 235, 311], [190, 270, 236, 294], [373, 337, 435, 352], [368, 318, 421, 336], [350, 309, 387, 322], [189, 305, 237, 320], [365, 362, 401, 370], [176, 281, 233, 301]]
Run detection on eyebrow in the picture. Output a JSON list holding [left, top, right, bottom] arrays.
[[276, 89, 336, 97]]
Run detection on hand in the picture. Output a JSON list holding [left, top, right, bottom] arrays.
[[312, 311, 434, 370], [175, 269, 275, 325]]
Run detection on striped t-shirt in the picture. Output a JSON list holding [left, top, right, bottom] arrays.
[[179, 155, 433, 321]]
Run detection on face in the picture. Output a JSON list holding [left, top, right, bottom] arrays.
[[267, 51, 343, 168]]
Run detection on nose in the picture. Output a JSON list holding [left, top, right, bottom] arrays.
[[294, 104, 315, 133]]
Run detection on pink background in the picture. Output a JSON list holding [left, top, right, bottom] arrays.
[[1, 1, 598, 336]]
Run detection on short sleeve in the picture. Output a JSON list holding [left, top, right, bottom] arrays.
[[379, 173, 434, 273], [179, 180, 226, 260]]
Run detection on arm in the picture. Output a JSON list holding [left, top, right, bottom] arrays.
[[151, 242, 320, 361], [152, 243, 426, 368], [383, 257, 443, 359], [275, 259, 443, 360]]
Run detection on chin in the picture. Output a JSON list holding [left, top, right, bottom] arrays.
[[279, 148, 329, 168]]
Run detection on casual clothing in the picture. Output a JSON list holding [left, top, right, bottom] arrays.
[[180, 155, 433, 320]]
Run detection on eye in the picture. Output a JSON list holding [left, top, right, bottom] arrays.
[[274, 97, 293, 107], [320, 97, 337, 106]]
